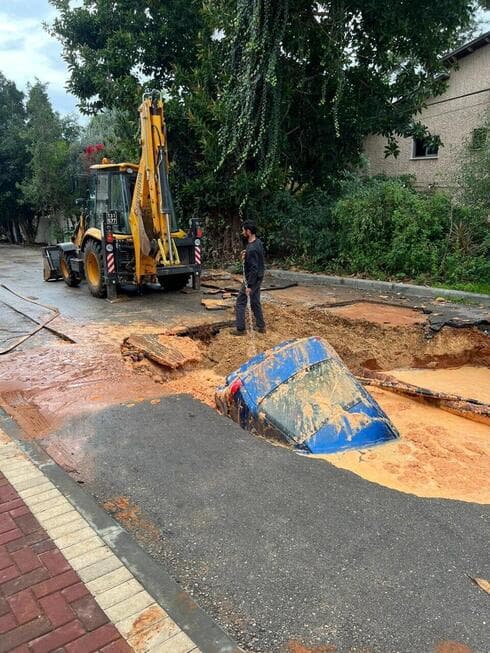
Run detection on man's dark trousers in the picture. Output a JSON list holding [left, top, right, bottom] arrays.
[[236, 278, 265, 332]]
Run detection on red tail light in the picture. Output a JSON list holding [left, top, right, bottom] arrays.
[[197, 227, 203, 238], [229, 378, 242, 396], [106, 231, 114, 243]]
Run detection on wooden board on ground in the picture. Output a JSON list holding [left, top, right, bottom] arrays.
[[201, 299, 234, 311], [126, 334, 202, 369]]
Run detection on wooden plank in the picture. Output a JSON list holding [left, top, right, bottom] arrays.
[[126, 334, 201, 369]]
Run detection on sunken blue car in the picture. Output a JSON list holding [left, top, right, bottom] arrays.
[[215, 337, 399, 454]]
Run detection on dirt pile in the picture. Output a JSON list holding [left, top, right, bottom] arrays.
[[204, 304, 489, 376]]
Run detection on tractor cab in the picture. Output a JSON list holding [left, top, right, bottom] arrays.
[[87, 163, 139, 236]]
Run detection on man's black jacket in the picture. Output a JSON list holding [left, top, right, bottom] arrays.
[[244, 238, 265, 287]]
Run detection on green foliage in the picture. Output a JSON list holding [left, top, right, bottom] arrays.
[[218, 0, 288, 187], [19, 81, 80, 217], [257, 177, 489, 290], [0, 73, 28, 232], [49, 0, 477, 226], [252, 189, 336, 265], [333, 178, 448, 277], [48, 0, 206, 114], [330, 178, 488, 286]]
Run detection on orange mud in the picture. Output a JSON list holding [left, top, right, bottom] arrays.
[[434, 642, 475, 653], [162, 368, 224, 407], [2, 294, 489, 506], [316, 388, 490, 504], [123, 304, 490, 504], [0, 342, 162, 438], [286, 641, 337, 653], [127, 605, 171, 652], [388, 366, 490, 404], [327, 301, 426, 326], [103, 496, 160, 545]]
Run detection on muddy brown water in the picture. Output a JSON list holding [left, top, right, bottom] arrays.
[[0, 302, 488, 503]]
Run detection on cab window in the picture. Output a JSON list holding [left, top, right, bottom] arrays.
[[92, 172, 131, 234]]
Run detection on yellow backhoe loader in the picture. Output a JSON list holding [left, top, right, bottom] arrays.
[[42, 90, 202, 299]]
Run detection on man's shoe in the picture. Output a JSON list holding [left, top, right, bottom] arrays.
[[230, 329, 246, 336], [257, 327, 267, 334]]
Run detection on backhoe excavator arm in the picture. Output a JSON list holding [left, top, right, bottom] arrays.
[[128, 91, 179, 283]]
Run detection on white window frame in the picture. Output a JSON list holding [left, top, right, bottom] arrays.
[[411, 138, 439, 160]]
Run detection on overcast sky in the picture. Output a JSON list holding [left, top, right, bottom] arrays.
[[1, 1, 490, 121]]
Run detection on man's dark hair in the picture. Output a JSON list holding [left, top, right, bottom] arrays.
[[242, 220, 257, 234]]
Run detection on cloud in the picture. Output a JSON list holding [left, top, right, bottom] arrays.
[[0, 2, 81, 117]]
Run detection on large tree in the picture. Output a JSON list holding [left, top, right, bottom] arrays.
[[0, 73, 29, 239], [20, 81, 80, 224], [217, 0, 478, 188], [49, 1, 478, 248], [49, 0, 207, 114]]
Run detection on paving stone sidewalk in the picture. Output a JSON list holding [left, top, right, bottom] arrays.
[[0, 429, 201, 653]]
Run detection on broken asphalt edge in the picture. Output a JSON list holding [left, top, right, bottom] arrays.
[[0, 409, 243, 653], [267, 269, 490, 306]]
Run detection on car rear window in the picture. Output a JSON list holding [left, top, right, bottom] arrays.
[[259, 359, 363, 443]]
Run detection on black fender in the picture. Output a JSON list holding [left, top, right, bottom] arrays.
[[57, 242, 78, 254]]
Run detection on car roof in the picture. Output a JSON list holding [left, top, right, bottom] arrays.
[[230, 337, 338, 404]]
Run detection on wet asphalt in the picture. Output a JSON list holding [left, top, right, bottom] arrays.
[[0, 244, 207, 331], [44, 397, 489, 653], [2, 244, 489, 653]]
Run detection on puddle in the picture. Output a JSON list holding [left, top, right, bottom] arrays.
[[316, 387, 490, 504], [0, 333, 165, 439], [387, 366, 490, 404]]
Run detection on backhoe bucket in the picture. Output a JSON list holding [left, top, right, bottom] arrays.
[[42, 246, 63, 281]]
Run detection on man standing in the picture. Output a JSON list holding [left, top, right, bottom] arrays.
[[233, 220, 266, 335]]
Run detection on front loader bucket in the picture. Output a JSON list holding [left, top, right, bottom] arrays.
[[42, 246, 63, 281]]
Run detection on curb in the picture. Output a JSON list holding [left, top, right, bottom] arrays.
[[267, 269, 490, 306], [0, 410, 242, 653]]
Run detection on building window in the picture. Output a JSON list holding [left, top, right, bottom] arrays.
[[471, 127, 487, 149], [412, 138, 439, 158]]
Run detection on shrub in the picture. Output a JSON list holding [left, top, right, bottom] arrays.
[[255, 189, 336, 266], [332, 178, 451, 277], [331, 177, 489, 286]]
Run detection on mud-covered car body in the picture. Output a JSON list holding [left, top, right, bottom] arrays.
[[215, 337, 399, 454]]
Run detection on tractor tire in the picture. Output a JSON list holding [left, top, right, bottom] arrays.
[[158, 274, 190, 292], [83, 239, 106, 298], [60, 251, 81, 287]]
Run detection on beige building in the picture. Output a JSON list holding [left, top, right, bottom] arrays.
[[363, 31, 490, 189]]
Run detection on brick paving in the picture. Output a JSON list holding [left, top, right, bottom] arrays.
[[0, 471, 131, 653], [0, 432, 201, 653]]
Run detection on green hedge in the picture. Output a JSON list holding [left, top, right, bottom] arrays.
[[256, 177, 489, 290]]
